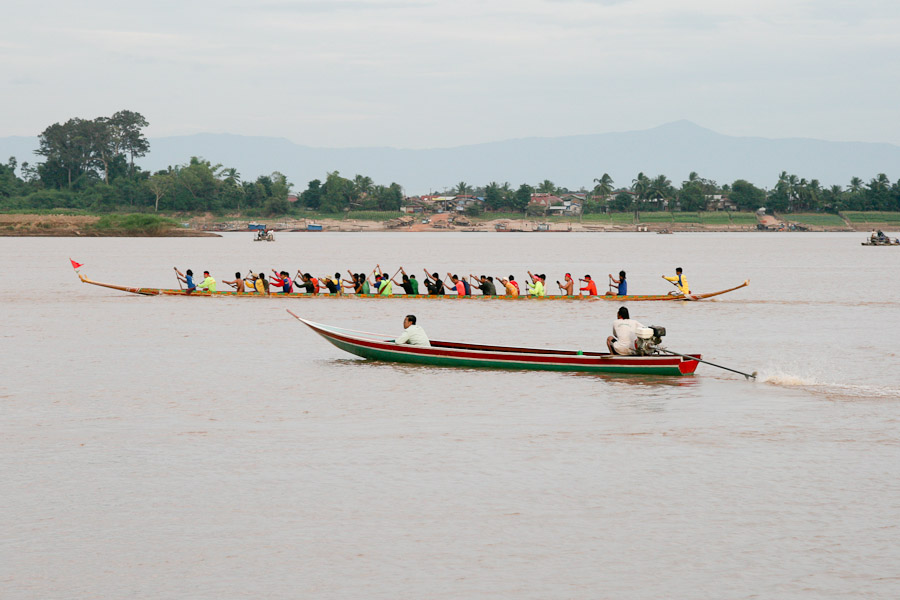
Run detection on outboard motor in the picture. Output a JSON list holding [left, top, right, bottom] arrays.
[[635, 325, 666, 356]]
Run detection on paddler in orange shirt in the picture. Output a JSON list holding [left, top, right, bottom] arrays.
[[579, 275, 597, 296]]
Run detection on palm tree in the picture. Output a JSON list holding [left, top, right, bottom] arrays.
[[592, 173, 613, 198], [631, 172, 649, 200], [353, 174, 373, 198], [537, 179, 556, 194], [648, 174, 673, 209], [455, 181, 470, 196]]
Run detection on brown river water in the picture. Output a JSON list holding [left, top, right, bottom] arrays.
[[2, 232, 899, 599]]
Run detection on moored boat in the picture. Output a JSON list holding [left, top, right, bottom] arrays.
[[73, 269, 749, 301], [288, 312, 701, 376]]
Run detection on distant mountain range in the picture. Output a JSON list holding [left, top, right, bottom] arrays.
[[3, 121, 900, 194]]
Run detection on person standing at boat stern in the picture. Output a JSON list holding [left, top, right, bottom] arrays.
[[607, 306, 644, 355], [395, 315, 431, 347], [663, 267, 689, 295]]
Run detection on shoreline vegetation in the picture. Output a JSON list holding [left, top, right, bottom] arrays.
[[3, 111, 900, 237], [2, 211, 898, 237]]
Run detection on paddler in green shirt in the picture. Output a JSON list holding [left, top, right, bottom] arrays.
[[198, 270, 217, 292], [526, 270, 545, 296]]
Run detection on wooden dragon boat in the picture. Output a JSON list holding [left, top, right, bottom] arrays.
[[74, 270, 749, 301], [288, 312, 701, 376]]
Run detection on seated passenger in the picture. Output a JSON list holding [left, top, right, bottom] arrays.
[[395, 314, 431, 347], [606, 306, 645, 356]]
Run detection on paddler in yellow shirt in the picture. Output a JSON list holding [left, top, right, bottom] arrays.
[[245, 271, 269, 294], [662, 267, 689, 296]]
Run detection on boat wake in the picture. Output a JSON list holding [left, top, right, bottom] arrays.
[[758, 369, 900, 400]]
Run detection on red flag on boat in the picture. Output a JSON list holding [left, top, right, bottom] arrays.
[[70, 258, 83, 270]]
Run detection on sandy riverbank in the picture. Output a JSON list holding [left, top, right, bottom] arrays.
[[1, 213, 888, 236], [190, 214, 860, 234]]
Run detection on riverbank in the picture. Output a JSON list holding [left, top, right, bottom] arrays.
[[2, 212, 896, 236], [189, 214, 888, 234], [0, 214, 219, 237]]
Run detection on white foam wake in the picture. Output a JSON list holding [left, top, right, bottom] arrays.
[[758, 368, 900, 400]]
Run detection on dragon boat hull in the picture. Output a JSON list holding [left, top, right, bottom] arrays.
[[288, 312, 700, 376], [75, 272, 748, 301]]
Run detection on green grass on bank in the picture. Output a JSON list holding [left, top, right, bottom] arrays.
[[843, 211, 900, 223], [787, 213, 847, 227], [92, 214, 179, 234]]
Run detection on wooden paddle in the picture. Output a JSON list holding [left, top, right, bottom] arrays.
[[661, 276, 685, 297], [174, 267, 183, 290]]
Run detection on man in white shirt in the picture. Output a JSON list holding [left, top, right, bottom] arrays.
[[395, 314, 431, 347], [606, 306, 644, 355]]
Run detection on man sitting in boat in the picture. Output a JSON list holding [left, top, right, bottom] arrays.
[[526, 271, 545, 297], [175, 268, 196, 294], [318, 273, 341, 294], [293, 272, 319, 294], [271, 270, 293, 294], [579, 275, 597, 296], [244, 271, 268, 294], [223, 272, 245, 293], [394, 314, 431, 347], [607, 306, 645, 355], [663, 267, 690, 295], [609, 270, 627, 296], [497, 276, 518, 296], [423, 271, 445, 295], [197, 270, 217, 293]]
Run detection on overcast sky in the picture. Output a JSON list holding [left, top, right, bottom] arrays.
[[2, 0, 899, 148]]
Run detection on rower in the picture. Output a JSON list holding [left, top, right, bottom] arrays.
[[443, 273, 466, 295], [423, 270, 445, 295], [271, 270, 293, 294], [579, 274, 597, 296], [662, 267, 689, 295], [224, 272, 245, 293], [557, 273, 574, 296], [175, 268, 196, 295], [197, 270, 217, 292], [526, 271, 545, 296], [609, 270, 627, 296]]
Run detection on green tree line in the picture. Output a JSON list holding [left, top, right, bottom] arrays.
[[2, 111, 900, 215]]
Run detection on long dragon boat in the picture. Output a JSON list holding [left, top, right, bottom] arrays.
[[74, 270, 749, 301], [288, 312, 701, 376]]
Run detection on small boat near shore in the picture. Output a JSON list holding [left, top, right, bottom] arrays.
[[74, 270, 749, 301], [288, 313, 701, 376]]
